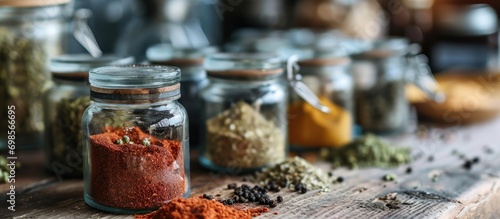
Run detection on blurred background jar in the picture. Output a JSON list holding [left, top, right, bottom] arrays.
[[44, 54, 134, 178], [289, 56, 354, 150], [115, 0, 216, 62], [147, 44, 218, 148], [199, 53, 287, 173], [0, 0, 73, 150], [351, 38, 442, 134]]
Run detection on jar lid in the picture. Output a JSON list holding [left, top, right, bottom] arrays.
[[352, 38, 410, 60], [0, 0, 70, 7], [51, 54, 135, 79], [89, 65, 180, 89], [89, 65, 181, 103], [146, 44, 218, 66], [297, 57, 351, 67], [204, 53, 283, 80]]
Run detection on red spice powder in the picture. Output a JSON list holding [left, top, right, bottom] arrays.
[[89, 126, 186, 210], [135, 197, 269, 219]]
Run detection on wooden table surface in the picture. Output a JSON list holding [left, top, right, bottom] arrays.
[[2, 118, 500, 219]]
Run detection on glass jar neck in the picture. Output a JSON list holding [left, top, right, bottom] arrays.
[[299, 65, 349, 76]]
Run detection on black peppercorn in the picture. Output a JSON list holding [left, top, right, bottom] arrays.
[[228, 183, 237, 189], [294, 184, 303, 192], [279, 180, 287, 188], [300, 187, 308, 194], [463, 160, 473, 170], [337, 177, 344, 183], [405, 167, 412, 174], [269, 200, 278, 208], [202, 194, 214, 200], [472, 157, 480, 164], [277, 196, 283, 203]]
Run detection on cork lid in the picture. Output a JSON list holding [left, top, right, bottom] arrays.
[[204, 53, 283, 80], [0, 0, 71, 7]]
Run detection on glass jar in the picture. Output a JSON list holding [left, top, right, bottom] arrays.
[[351, 38, 442, 134], [289, 57, 354, 149], [199, 53, 287, 173], [44, 55, 134, 179], [82, 65, 190, 213], [0, 0, 72, 150], [147, 44, 218, 148]]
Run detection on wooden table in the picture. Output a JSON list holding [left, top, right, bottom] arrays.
[[2, 118, 500, 219]]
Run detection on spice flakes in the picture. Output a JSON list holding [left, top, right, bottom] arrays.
[[206, 101, 285, 168], [254, 156, 331, 192]]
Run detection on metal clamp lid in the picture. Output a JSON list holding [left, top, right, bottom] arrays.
[[286, 55, 330, 113]]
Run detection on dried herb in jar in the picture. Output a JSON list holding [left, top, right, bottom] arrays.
[[205, 101, 285, 169], [254, 156, 331, 192], [48, 96, 91, 176], [356, 81, 408, 133], [0, 29, 50, 147], [322, 134, 411, 169]]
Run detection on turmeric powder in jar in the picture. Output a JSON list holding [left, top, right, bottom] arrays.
[[288, 57, 354, 149]]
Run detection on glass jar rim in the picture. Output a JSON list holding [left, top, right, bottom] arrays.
[[89, 65, 181, 89], [0, 0, 70, 8], [51, 54, 135, 79], [204, 53, 283, 80]]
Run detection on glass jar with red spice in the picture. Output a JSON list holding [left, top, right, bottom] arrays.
[[82, 65, 190, 213]]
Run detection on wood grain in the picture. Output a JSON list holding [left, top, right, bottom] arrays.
[[3, 118, 500, 219]]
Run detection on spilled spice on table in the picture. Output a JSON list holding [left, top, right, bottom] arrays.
[[288, 97, 352, 148], [89, 126, 186, 209], [134, 197, 269, 219], [254, 156, 332, 192], [322, 134, 411, 169]]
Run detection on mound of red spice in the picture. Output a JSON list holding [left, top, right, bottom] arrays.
[[88, 126, 186, 210], [135, 197, 269, 219]]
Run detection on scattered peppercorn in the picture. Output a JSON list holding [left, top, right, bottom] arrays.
[[269, 200, 278, 208], [405, 167, 412, 174], [300, 187, 308, 194], [463, 160, 473, 170], [294, 184, 303, 192], [276, 196, 283, 203], [228, 183, 237, 189], [202, 194, 214, 200], [472, 157, 480, 164], [336, 176, 344, 183], [427, 156, 434, 162]]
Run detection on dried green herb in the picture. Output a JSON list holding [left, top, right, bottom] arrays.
[[49, 96, 91, 175], [0, 29, 50, 147], [254, 156, 331, 192], [323, 134, 411, 169], [205, 101, 285, 168]]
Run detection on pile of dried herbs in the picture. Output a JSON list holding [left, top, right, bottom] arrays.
[[0, 29, 49, 148], [254, 156, 331, 192], [322, 134, 411, 169], [206, 101, 285, 168]]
